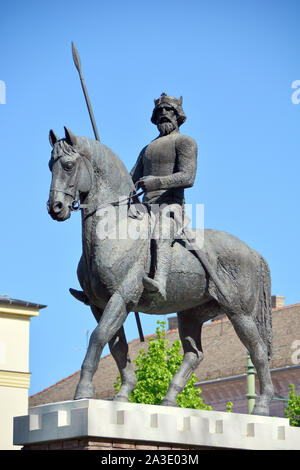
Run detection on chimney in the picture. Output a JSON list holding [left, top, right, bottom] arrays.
[[271, 295, 285, 309], [168, 316, 178, 330]]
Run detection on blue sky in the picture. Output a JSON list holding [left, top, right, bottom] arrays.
[[0, 0, 299, 396]]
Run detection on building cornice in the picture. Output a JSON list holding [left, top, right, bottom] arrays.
[[0, 370, 31, 389], [0, 304, 40, 319]]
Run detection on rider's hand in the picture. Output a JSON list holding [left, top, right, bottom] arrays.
[[135, 176, 161, 192]]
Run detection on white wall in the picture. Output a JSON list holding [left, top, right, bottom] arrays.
[[0, 304, 39, 450]]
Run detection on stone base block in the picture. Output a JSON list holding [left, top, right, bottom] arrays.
[[13, 399, 300, 450]]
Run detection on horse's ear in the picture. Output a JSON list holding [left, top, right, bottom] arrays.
[[64, 127, 77, 146], [49, 129, 59, 147]]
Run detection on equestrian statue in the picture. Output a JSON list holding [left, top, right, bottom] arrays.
[[47, 90, 274, 416]]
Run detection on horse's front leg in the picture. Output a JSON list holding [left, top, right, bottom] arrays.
[[74, 292, 129, 400]]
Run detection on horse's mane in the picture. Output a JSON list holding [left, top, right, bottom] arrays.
[[76, 136, 136, 198]]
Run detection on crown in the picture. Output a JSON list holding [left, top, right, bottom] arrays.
[[151, 93, 186, 126], [154, 93, 183, 108]]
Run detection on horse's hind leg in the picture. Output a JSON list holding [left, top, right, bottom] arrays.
[[109, 326, 137, 402], [227, 312, 274, 416], [162, 308, 204, 407], [90, 305, 137, 403]]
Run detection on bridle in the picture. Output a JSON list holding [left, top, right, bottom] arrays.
[[48, 152, 144, 217]]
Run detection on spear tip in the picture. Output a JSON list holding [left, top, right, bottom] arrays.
[[71, 41, 81, 74]]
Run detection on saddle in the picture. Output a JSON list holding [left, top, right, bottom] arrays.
[[69, 199, 227, 311]]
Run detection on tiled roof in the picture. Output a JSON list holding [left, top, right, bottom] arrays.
[[29, 303, 300, 407], [0, 296, 47, 309]]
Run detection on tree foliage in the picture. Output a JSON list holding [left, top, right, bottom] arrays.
[[226, 401, 234, 413], [114, 320, 212, 410], [284, 384, 300, 427]]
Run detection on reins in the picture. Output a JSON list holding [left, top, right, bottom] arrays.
[[71, 188, 145, 215]]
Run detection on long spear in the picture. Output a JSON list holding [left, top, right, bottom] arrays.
[[72, 42, 100, 142], [71, 42, 144, 342]]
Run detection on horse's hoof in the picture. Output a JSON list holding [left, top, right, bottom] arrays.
[[161, 399, 178, 407], [69, 288, 90, 305], [251, 404, 269, 416], [74, 381, 95, 400], [113, 395, 131, 403]]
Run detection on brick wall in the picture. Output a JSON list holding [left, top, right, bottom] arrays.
[[22, 437, 220, 451]]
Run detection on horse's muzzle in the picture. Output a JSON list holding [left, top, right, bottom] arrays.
[[47, 199, 71, 221]]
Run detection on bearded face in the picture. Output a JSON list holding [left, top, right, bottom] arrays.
[[155, 105, 179, 136]]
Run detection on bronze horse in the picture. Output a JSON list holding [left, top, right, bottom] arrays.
[[47, 127, 274, 415]]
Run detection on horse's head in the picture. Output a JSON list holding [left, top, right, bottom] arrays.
[[47, 127, 93, 221]]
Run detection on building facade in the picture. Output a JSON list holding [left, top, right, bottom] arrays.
[[0, 297, 46, 450]]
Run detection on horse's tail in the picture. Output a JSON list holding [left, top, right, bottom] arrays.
[[254, 256, 273, 360]]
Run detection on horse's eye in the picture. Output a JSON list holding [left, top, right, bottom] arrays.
[[63, 161, 74, 171]]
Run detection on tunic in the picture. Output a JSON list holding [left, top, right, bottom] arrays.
[[130, 130, 198, 207]]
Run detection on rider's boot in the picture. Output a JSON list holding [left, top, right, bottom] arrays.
[[143, 241, 169, 300]]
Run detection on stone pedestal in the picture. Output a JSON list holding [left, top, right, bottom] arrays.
[[14, 399, 300, 451]]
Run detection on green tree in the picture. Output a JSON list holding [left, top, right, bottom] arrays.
[[284, 384, 300, 427], [114, 320, 212, 410], [226, 401, 234, 413]]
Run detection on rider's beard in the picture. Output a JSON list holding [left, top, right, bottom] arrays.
[[158, 120, 177, 136]]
